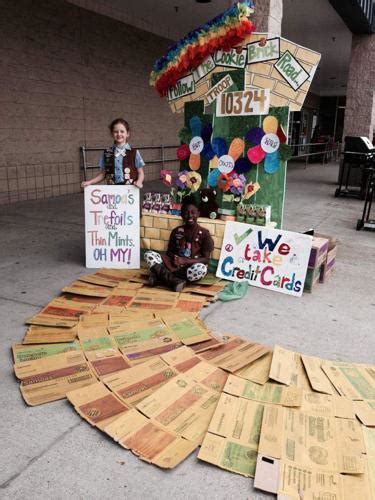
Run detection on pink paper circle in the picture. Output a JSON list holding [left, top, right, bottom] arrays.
[[247, 145, 266, 164]]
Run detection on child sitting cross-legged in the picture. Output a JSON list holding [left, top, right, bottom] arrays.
[[144, 196, 214, 292]]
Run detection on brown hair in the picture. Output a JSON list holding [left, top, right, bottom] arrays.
[[109, 118, 130, 133]]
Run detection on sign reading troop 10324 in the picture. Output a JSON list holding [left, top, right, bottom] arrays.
[[167, 33, 321, 113]]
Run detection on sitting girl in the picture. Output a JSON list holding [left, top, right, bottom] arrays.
[[144, 197, 214, 292]]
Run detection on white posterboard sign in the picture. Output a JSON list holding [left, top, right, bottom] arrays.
[[85, 185, 140, 269], [216, 221, 312, 297]]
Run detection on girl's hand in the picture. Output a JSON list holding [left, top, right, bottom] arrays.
[[174, 255, 186, 267], [81, 180, 91, 188], [134, 180, 143, 189]]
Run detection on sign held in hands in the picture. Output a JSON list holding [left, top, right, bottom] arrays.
[[85, 185, 140, 269]]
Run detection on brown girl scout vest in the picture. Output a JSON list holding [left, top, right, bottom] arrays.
[[103, 148, 139, 185]]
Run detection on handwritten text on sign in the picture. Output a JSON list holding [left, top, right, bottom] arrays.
[[205, 74, 234, 106], [85, 185, 140, 268], [275, 50, 310, 91], [216, 88, 270, 117], [216, 221, 312, 297], [167, 74, 195, 101]]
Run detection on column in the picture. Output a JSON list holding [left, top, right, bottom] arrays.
[[252, 0, 283, 36], [343, 34, 375, 141]]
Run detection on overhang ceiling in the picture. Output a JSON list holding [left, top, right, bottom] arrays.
[[68, 0, 353, 96]]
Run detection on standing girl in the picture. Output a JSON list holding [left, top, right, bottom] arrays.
[[81, 118, 145, 188]]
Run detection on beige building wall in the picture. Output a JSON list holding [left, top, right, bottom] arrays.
[[343, 34, 375, 142], [0, 0, 182, 204]]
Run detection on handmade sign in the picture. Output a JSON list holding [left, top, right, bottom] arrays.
[[274, 50, 310, 91], [216, 88, 270, 117], [205, 74, 234, 106], [216, 221, 312, 297], [167, 74, 195, 102], [247, 37, 280, 64], [85, 186, 140, 268]]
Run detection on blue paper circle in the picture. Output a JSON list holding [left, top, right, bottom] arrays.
[[207, 168, 221, 187], [211, 137, 227, 158], [264, 151, 280, 174], [202, 142, 216, 161], [189, 116, 202, 137]]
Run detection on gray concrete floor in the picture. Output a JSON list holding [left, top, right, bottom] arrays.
[[1, 162, 374, 499]]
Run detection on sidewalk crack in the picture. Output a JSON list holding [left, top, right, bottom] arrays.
[[0, 421, 82, 489]]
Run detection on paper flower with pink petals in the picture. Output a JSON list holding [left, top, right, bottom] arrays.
[[176, 170, 189, 189], [229, 173, 246, 195], [246, 115, 292, 174]]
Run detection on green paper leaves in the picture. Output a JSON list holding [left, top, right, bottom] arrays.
[[178, 126, 192, 144], [279, 143, 293, 161]]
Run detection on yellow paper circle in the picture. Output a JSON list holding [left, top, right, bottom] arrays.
[[263, 116, 279, 134], [209, 156, 219, 169]]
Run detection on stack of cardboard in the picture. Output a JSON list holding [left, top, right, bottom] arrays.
[[304, 234, 337, 292], [11, 267, 375, 498], [319, 234, 338, 283]]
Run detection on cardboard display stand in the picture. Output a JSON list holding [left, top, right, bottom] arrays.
[[149, 3, 321, 231]]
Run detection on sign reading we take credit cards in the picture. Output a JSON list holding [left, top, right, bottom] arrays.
[[216, 221, 312, 297]]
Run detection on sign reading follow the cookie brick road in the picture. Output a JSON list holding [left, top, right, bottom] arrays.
[[85, 185, 140, 268], [216, 221, 312, 297]]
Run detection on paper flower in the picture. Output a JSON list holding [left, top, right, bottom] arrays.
[[160, 169, 173, 187], [246, 115, 292, 174], [186, 171, 202, 192], [207, 136, 251, 187], [217, 173, 233, 192], [176, 170, 189, 189], [177, 116, 215, 171], [229, 173, 246, 195], [243, 181, 260, 200]]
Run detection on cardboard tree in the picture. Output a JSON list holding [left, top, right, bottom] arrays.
[[150, 1, 320, 228]]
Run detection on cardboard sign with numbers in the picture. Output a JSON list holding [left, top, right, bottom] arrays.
[[216, 88, 270, 117]]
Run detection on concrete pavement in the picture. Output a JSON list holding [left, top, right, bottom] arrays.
[[1, 162, 374, 499]]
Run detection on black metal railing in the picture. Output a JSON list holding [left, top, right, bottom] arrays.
[[289, 141, 340, 168]]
